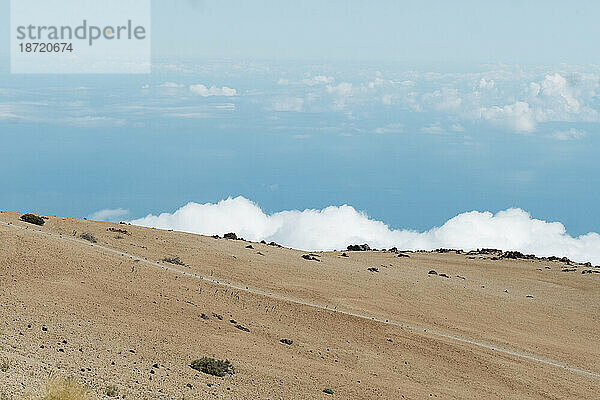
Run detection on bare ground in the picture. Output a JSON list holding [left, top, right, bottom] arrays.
[[0, 211, 598, 399]]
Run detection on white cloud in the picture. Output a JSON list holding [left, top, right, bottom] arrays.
[[90, 208, 129, 222], [326, 82, 353, 97], [189, 84, 237, 97], [302, 75, 334, 86], [128, 196, 600, 264], [479, 78, 495, 90], [271, 97, 304, 112], [374, 123, 404, 134], [480, 101, 537, 133], [160, 82, 185, 88], [66, 116, 126, 128], [553, 128, 587, 141], [421, 122, 445, 134], [451, 123, 465, 132]]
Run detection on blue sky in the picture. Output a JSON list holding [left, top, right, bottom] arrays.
[[0, 0, 598, 240]]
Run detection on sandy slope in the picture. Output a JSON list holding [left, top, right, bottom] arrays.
[[0, 211, 598, 399]]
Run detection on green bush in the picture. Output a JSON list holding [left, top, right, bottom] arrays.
[[20, 214, 45, 226], [0, 358, 9, 372], [105, 385, 119, 397], [189, 357, 234, 377], [79, 233, 97, 243], [323, 388, 334, 395]]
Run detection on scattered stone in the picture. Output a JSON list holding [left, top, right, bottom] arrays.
[[340, 253, 349, 257], [428, 270, 438, 275], [367, 267, 379, 273], [200, 314, 209, 320], [42, 326, 48, 332], [234, 324, 250, 332], [562, 268, 577, 272], [397, 253, 410, 258], [212, 313, 223, 320], [223, 232, 238, 240], [302, 254, 320, 262], [439, 273, 450, 278], [245, 245, 254, 249], [280, 339, 293, 345]]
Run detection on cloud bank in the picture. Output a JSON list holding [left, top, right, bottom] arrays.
[[126, 197, 600, 264]]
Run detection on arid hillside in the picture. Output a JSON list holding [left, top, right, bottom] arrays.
[[0, 211, 599, 399]]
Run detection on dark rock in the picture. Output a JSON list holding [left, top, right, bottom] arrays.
[[367, 267, 379, 273], [302, 254, 320, 262], [235, 324, 250, 332], [246, 245, 254, 249], [439, 273, 450, 278], [280, 339, 293, 345], [340, 253, 349, 257], [200, 314, 209, 320], [428, 270, 438, 275], [223, 232, 238, 240], [397, 253, 410, 258]]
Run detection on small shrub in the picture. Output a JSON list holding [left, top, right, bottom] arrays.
[[33, 377, 88, 400], [79, 233, 97, 243], [0, 358, 9, 372], [323, 388, 334, 395], [162, 256, 186, 266], [20, 214, 45, 226], [105, 385, 119, 397], [189, 357, 234, 377]]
